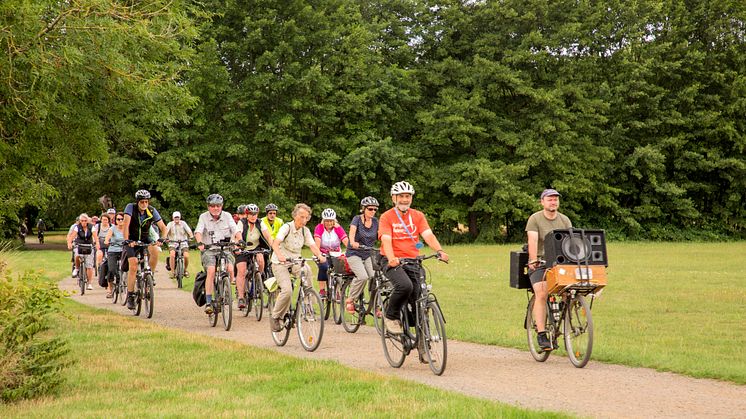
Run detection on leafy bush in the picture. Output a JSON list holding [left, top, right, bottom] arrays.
[[0, 264, 69, 402]]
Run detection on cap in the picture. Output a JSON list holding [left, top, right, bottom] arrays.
[[106, 208, 116, 214], [173, 211, 181, 218], [540, 189, 561, 199]]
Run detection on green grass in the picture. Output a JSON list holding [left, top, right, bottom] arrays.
[[0, 249, 563, 418], [433, 242, 746, 384]]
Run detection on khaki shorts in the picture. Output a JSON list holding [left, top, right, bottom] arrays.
[[200, 249, 235, 268]]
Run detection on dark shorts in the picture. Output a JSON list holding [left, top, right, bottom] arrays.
[[234, 252, 251, 265], [529, 266, 547, 286], [124, 242, 152, 259]]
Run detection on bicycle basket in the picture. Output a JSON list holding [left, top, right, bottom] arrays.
[[330, 254, 352, 275], [77, 244, 93, 255]]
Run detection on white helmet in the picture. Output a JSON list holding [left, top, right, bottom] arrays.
[[390, 181, 415, 195], [360, 196, 379, 207], [246, 204, 259, 213], [321, 208, 337, 220]]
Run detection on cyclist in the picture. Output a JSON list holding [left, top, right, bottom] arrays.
[[344, 196, 380, 313], [36, 218, 47, 243], [313, 208, 349, 298], [235, 203, 273, 309], [269, 203, 327, 332], [261, 203, 284, 240], [526, 188, 573, 351], [122, 190, 168, 310], [19, 218, 28, 244], [94, 213, 112, 286], [194, 194, 241, 315], [66, 213, 99, 290], [104, 212, 126, 298], [67, 216, 80, 276], [379, 181, 449, 348], [166, 211, 194, 278], [105, 207, 116, 223]]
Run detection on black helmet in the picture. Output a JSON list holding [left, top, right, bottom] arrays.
[[135, 190, 151, 201], [207, 194, 224, 205]]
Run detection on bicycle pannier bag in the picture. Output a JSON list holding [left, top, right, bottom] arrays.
[[192, 271, 207, 306]]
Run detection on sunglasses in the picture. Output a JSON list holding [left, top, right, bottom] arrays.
[[116, 217, 124, 221], [365, 207, 378, 212]]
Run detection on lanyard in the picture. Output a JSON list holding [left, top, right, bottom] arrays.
[[394, 208, 423, 249]]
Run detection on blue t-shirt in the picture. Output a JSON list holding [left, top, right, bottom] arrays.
[[346, 215, 378, 260], [124, 203, 162, 241]]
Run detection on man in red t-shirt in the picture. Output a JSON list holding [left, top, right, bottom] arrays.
[[379, 181, 449, 341]]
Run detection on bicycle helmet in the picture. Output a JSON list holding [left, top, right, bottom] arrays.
[[237, 204, 246, 214], [265, 203, 278, 212], [390, 181, 415, 195], [321, 208, 337, 220], [135, 189, 151, 201], [206, 194, 224, 205], [246, 203, 260, 213], [360, 196, 379, 207]]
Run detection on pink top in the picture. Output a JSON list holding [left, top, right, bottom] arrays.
[[314, 223, 348, 252]]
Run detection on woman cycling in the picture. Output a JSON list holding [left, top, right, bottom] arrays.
[[104, 212, 126, 298], [95, 212, 112, 285], [344, 197, 380, 313], [313, 208, 349, 298]]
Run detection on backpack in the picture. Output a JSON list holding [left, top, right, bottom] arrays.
[[192, 271, 207, 307]]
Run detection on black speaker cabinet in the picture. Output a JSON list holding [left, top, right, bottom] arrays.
[[509, 250, 532, 289], [543, 229, 608, 267]]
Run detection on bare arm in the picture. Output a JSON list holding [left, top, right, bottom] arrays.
[[348, 224, 359, 248], [421, 229, 448, 262], [104, 228, 113, 246], [122, 215, 132, 241], [381, 234, 397, 267], [527, 230, 539, 270]]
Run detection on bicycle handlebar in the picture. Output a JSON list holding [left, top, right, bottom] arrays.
[[399, 253, 448, 265]]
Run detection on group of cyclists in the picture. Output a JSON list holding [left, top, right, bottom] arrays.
[[66, 181, 449, 331]]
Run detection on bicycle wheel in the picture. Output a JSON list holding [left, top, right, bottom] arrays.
[[143, 274, 155, 319], [373, 290, 384, 336], [118, 276, 128, 306], [332, 278, 343, 325], [296, 288, 324, 352], [380, 297, 406, 368], [221, 275, 233, 331], [564, 294, 594, 368], [175, 258, 184, 288], [112, 275, 120, 304], [134, 278, 143, 316], [271, 312, 290, 347], [79, 265, 86, 295], [253, 272, 264, 321], [423, 300, 447, 375], [526, 295, 550, 362], [340, 280, 361, 334], [242, 285, 252, 318]]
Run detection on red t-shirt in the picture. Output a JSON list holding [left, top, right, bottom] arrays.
[[378, 208, 431, 259]]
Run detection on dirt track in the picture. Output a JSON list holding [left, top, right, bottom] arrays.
[[61, 267, 746, 418]]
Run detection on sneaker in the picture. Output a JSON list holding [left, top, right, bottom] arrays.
[[238, 298, 246, 309], [126, 293, 136, 310], [204, 303, 214, 315], [72, 268, 79, 278], [86, 283, 93, 290], [184, 271, 189, 277], [319, 289, 327, 299], [384, 316, 403, 334], [270, 317, 282, 332], [538, 332, 552, 351]]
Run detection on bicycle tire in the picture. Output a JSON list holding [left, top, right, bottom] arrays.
[[253, 272, 264, 321], [221, 275, 232, 331], [340, 280, 361, 333], [143, 274, 155, 319], [526, 295, 550, 362], [242, 285, 252, 318], [176, 258, 184, 289], [112, 275, 120, 304], [373, 289, 384, 336], [380, 297, 406, 368], [564, 294, 594, 368], [331, 277, 342, 325], [79, 266, 86, 296], [118, 276, 128, 306], [271, 313, 290, 346], [296, 288, 324, 352], [134, 277, 143, 316], [424, 300, 447, 375]]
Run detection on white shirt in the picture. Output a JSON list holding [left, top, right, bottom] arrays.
[[194, 211, 237, 245], [236, 219, 269, 250], [271, 222, 314, 263], [166, 221, 194, 242]]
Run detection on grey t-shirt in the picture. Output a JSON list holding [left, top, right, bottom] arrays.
[[525, 211, 572, 257]]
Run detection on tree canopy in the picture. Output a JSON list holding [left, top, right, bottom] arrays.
[[4, 0, 746, 241]]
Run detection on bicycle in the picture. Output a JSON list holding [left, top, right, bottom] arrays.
[[525, 261, 605, 368], [75, 243, 94, 295], [203, 241, 239, 331], [339, 246, 386, 334], [237, 248, 271, 321], [171, 239, 190, 288], [110, 254, 124, 304], [379, 253, 448, 376], [124, 240, 160, 319], [269, 257, 325, 352], [37, 230, 44, 244], [323, 252, 345, 324]]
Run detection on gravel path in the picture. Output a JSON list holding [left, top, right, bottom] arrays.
[[61, 267, 746, 418]]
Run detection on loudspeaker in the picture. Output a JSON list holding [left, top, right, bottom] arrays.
[[543, 229, 608, 267], [509, 250, 532, 289]]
